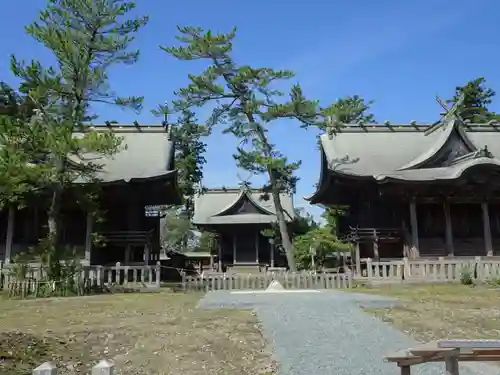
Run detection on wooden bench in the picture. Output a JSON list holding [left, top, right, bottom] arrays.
[[386, 340, 500, 375]]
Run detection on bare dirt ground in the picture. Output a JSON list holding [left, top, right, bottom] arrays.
[[358, 284, 500, 342], [0, 291, 276, 375]]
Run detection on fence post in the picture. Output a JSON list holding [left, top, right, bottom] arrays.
[[403, 257, 410, 279], [92, 359, 115, 375], [156, 261, 161, 287], [97, 265, 104, 288], [181, 271, 187, 292], [475, 256, 483, 281], [33, 361, 57, 375], [115, 262, 121, 284], [366, 258, 373, 279], [438, 257, 445, 280]]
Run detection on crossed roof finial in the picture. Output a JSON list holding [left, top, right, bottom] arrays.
[[237, 171, 253, 191], [425, 93, 465, 135]]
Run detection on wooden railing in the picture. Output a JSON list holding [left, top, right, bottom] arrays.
[[348, 227, 403, 242], [100, 230, 154, 245], [358, 256, 500, 282]]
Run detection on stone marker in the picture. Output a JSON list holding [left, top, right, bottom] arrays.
[[265, 280, 285, 292]]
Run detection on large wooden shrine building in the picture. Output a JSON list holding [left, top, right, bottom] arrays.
[[308, 114, 500, 260], [0, 124, 179, 265], [193, 188, 294, 270]]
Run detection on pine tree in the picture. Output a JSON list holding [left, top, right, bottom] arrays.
[[325, 95, 375, 124], [448, 77, 500, 123], [6, 0, 148, 274], [162, 27, 322, 271], [0, 83, 51, 207], [154, 108, 208, 219]]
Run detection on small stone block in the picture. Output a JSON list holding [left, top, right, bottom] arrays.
[[33, 361, 57, 375], [92, 359, 115, 375]]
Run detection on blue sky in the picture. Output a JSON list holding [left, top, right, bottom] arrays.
[[2, 0, 499, 219]]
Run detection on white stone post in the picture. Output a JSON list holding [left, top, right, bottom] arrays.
[[92, 359, 115, 375], [33, 362, 57, 375]]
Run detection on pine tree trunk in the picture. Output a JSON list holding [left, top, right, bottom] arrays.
[[270, 189, 296, 271], [233, 83, 298, 270], [46, 186, 62, 280], [249, 119, 297, 271], [46, 155, 64, 280], [48, 189, 61, 244]]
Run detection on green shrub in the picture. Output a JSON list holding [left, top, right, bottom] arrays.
[[460, 267, 474, 285], [487, 274, 500, 286]]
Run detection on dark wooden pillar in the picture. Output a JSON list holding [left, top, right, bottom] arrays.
[[255, 231, 259, 263], [355, 241, 361, 276], [84, 212, 93, 264], [4, 206, 15, 264], [232, 232, 237, 264], [270, 241, 275, 267], [218, 235, 222, 270], [127, 192, 137, 265], [409, 199, 419, 258], [482, 202, 493, 256], [372, 229, 379, 261], [443, 201, 454, 256]]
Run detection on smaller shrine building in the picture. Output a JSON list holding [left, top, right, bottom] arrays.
[[192, 188, 295, 271]]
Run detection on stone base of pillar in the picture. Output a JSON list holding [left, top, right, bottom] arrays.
[[487, 250, 494, 257]]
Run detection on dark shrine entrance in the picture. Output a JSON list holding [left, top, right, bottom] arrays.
[[234, 230, 257, 263]]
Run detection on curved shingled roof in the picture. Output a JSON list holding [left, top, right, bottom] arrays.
[[71, 125, 176, 184], [307, 119, 500, 200], [193, 188, 295, 225]]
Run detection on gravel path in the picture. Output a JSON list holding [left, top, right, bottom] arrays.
[[199, 290, 497, 375]]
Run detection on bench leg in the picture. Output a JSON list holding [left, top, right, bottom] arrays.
[[445, 355, 459, 375], [400, 365, 411, 375]]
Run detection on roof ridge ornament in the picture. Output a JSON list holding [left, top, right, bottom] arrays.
[[237, 171, 253, 191], [424, 93, 465, 136], [162, 104, 174, 139], [480, 145, 493, 158]]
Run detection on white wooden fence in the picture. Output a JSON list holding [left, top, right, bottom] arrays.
[[359, 256, 500, 282], [182, 271, 352, 291], [0, 261, 161, 296], [32, 360, 114, 374]]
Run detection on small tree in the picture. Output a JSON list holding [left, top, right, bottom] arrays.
[[293, 227, 349, 270], [292, 206, 349, 270], [6, 0, 148, 278], [195, 231, 216, 253], [162, 27, 322, 271], [290, 207, 320, 238], [162, 207, 193, 252]]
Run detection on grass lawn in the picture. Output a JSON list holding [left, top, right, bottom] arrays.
[[358, 284, 500, 343], [0, 291, 275, 375]]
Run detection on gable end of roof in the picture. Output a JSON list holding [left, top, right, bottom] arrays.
[[397, 119, 476, 171]]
